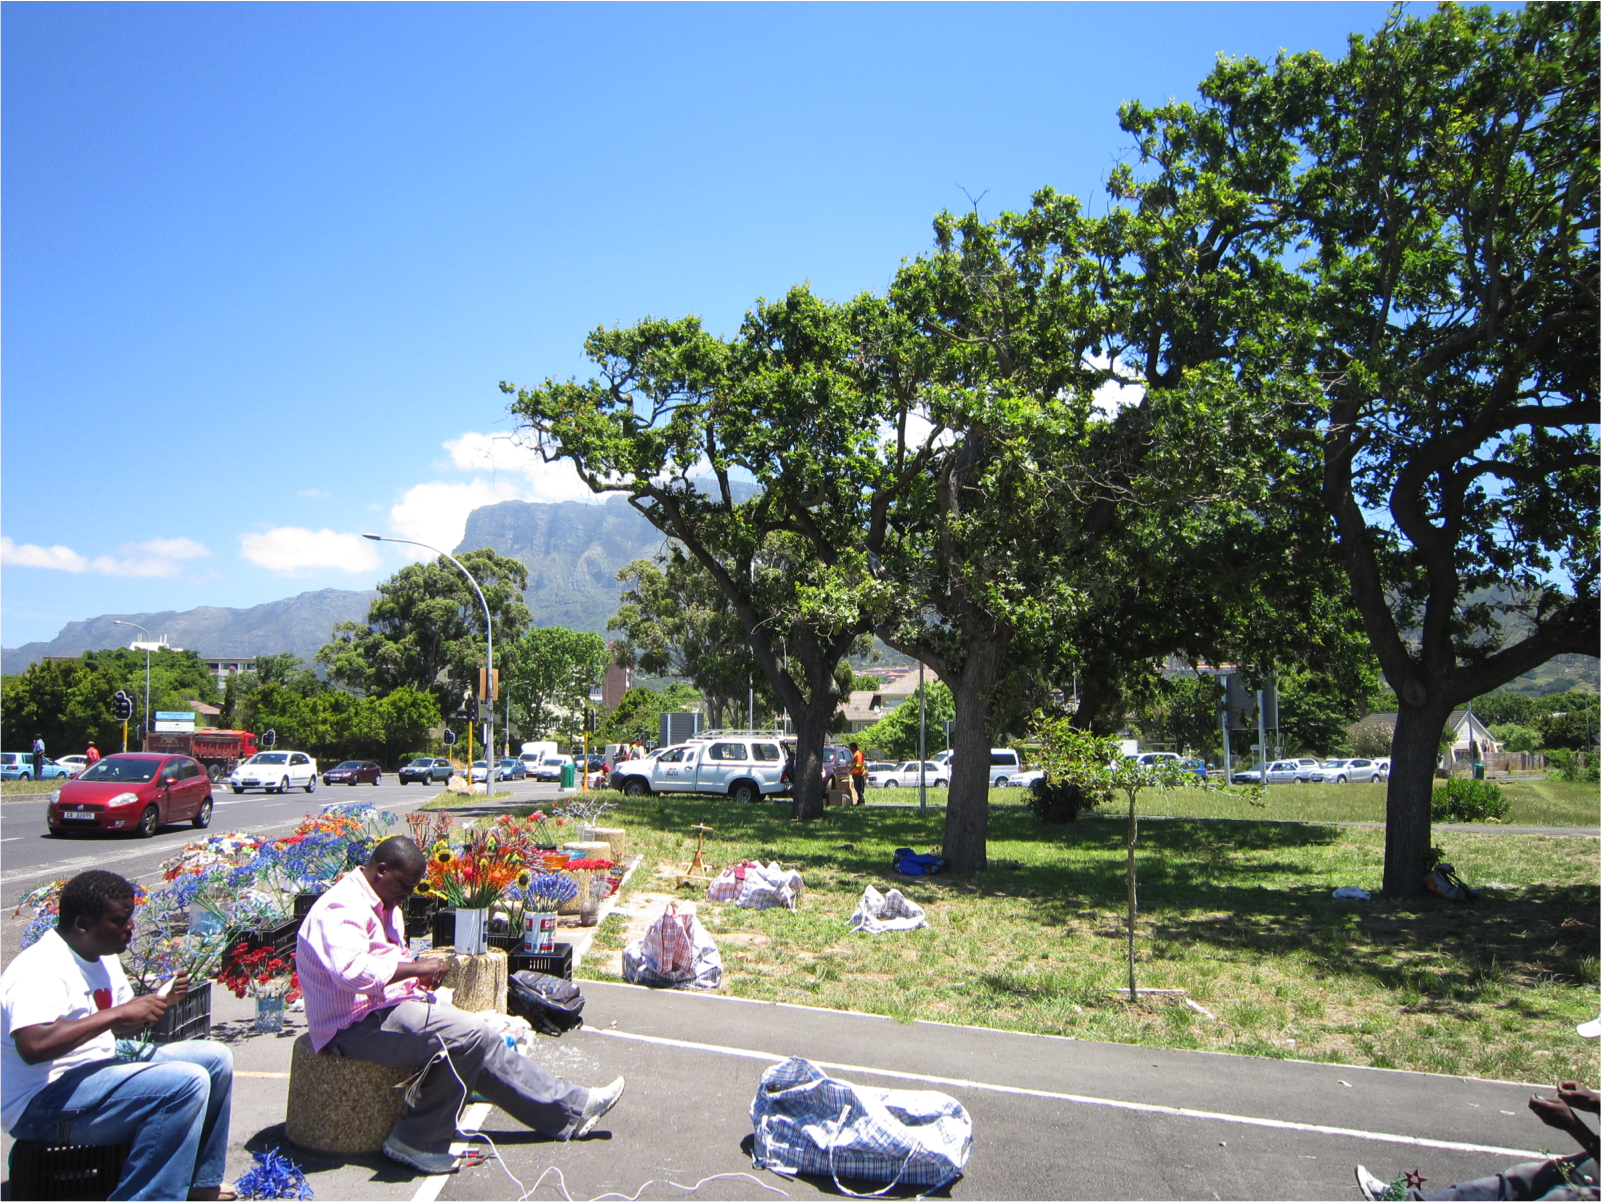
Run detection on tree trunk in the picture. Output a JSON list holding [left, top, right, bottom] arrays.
[[1383, 702, 1451, 897], [942, 635, 1006, 874], [789, 691, 837, 821]]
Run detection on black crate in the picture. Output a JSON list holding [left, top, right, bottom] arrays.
[[239, 916, 301, 959], [9, 1139, 131, 1202], [145, 980, 212, 1045], [508, 943, 573, 980], [429, 910, 522, 953], [292, 891, 324, 917]]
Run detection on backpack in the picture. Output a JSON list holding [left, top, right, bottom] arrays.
[[507, 970, 585, 1036], [1424, 862, 1480, 903]]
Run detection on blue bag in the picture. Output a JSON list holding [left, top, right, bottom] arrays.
[[892, 848, 946, 876]]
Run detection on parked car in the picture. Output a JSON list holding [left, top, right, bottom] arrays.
[[610, 748, 665, 791], [820, 745, 854, 789], [0, 753, 75, 781], [610, 736, 789, 802], [533, 755, 574, 783], [863, 762, 899, 787], [582, 753, 607, 775], [880, 761, 951, 788], [1373, 757, 1391, 780], [1310, 757, 1386, 784], [400, 757, 453, 784], [1230, 760, 1307, 785], [230, 751, 319, 794], [48, 752, 214, 837], [1007, 767, 1047, 789], [54, 754, 90, 777], [323, 760, 381, 786], [496, 757, 528, 781], [946, 748, 1022, 787]]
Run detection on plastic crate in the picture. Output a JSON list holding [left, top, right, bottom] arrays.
[[292, 891, 324, 917], [508, 943, 573, 980], [8, 1139, 130, 1201], [145, 980, 212, 1045], [239, 916, 301, 959], [430, 910, 522, 953]]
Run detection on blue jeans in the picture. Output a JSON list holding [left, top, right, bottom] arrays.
[[11, 1040, 233, 1201]]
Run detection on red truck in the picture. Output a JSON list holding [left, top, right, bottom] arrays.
[[144, 729, 259, 780]]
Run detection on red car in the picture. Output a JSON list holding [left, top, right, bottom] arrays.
[[48, 752, 214, 838], [323, 760, 382, 786]]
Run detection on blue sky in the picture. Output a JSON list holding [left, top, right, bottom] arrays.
[[4, 1, 1423, 648]]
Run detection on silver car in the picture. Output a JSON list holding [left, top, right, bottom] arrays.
[[1311, 757, 1387, 783], [1230, 760, 1307, 785]]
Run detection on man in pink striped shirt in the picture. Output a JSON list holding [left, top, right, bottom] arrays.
[[297, 836, 624, 1175]]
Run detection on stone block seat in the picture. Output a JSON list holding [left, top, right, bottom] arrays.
[[283, 950, 507, 1156]]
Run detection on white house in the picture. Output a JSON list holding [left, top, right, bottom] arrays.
[[1360, 709, 1502, 760]]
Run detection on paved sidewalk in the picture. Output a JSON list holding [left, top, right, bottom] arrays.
[[2, 977, 1565, 1201]]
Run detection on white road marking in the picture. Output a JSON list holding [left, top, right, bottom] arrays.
[[409, 1102, 491, 1202], [593, 1029, 1543, 1160]]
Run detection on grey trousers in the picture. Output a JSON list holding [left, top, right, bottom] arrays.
[[326, 1000, 589, 1153], [1412, 1154, 1598, 1200]]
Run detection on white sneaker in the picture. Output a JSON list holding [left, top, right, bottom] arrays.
[[382, 1135, 461, 1174], [571, 1076, 625, 1139], [1355, 1164, 1389, 1201]]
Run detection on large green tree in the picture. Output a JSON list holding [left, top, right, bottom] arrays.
[[317, 549, 531, 711], [501, 626, 609, 750], [1133, 2, 1598, 893], [502, 291, 943, 820]]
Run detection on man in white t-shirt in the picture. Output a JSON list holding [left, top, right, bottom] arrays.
[[1, 870, 236, 1201]]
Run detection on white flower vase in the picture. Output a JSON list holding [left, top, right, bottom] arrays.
[[455, 907, 490, 955], [522, 911, 558, 954]]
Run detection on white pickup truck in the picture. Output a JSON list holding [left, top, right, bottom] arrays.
[[610, 734, 789, 803]]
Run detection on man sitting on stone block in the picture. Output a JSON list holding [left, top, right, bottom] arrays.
[[1, 870, 236, 1201], [1359, 1089, 1597, 1200], [297, 835, 625, 1174]]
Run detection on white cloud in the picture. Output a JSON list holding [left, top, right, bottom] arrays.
[[1090, 354, 1144, 420], [442, 431, 604, 504], [0, 535, 211, 577], [238, 528, 381, 576], [296, 488, 330, 499], [388, 479, 523, 557]]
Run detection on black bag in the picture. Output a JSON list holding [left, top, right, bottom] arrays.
[[508, 970, 585, 1036]]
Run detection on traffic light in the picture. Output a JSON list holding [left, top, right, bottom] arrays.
[[262, 729, 277, 749], [111, 690, 133, 722], [443, 728, 457, 747], [584, 707, 596, 734], [465, 696, 479, 721]]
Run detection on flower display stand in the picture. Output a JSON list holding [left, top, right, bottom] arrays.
[[589, 826, 628, 863], [284, 1035, 409, 1156], [438, 949, 509, 1014], [561, 843, 611, 915]]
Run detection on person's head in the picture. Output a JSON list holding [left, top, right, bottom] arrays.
[[362, 836, 427, 907], [850, 743, 859, 752], [86, 741, 95, 748], [57, 870, 138, 957]]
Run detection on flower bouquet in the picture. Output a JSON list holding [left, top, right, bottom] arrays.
[[219, 940, 300, 1032]]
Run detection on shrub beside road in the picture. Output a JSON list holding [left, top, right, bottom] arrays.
[[551, 791, 1598, 1088]]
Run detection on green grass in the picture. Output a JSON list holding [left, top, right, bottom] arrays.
[[0, 779, 63, 797], [550, 793, 1600, 1084], [419, 790, 514, 809]]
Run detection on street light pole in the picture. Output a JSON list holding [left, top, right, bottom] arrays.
[[112, 621, 152, 750], [363, 534, 496, 790]]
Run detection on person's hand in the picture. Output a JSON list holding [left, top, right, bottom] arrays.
[[1530, 1094, 1588, 1140], [1558, 1082, 1601, 1114], [109, 993, 169, 1035], [412, 956, 450, 987], [168, 971, 192, 1002]]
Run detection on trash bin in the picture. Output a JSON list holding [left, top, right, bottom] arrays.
[[1472, 761, 1485, 780], [560, 761, 576, 789]]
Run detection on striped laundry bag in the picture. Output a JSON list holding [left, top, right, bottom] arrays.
[[622, 901, 722, 988], [750, 1057, 971, 1193]]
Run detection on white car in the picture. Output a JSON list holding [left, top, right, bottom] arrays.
[[54, 755, 89, 777], [1230, 760, 1307, 785], [878, 761, 951, 788], [945, 748, 1021, 787], [533, 755, 573, 782], [1007, 768, 1047, 789], [1311, 757, 1386, 783], [863, 762, 899, 787], [230, 751, 318, 794]]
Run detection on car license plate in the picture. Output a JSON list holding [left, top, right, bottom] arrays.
[[62, 811, 97, 821]]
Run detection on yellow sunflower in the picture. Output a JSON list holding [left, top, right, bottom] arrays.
[[515, 868, 533, 889], [432, 848, 455, 868]]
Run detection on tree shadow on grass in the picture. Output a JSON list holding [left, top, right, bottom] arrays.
[[598, 796, 1599, 1004]]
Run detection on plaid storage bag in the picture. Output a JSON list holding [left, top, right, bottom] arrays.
[[749, 1056, 971, 1192]]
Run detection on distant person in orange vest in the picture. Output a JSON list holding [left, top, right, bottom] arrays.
[[850, 743, 867, 806], [84, 742, 101, 767]]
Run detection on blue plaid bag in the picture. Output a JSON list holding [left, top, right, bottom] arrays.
[[749, 1057, 971, 1192]]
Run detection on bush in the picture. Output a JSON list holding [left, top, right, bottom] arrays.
[[1027, 778, 1102, 824], [1348, 720, 1395, 759], [1544, 749, 1600, 784], [1431, 778, 1510, 823]]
